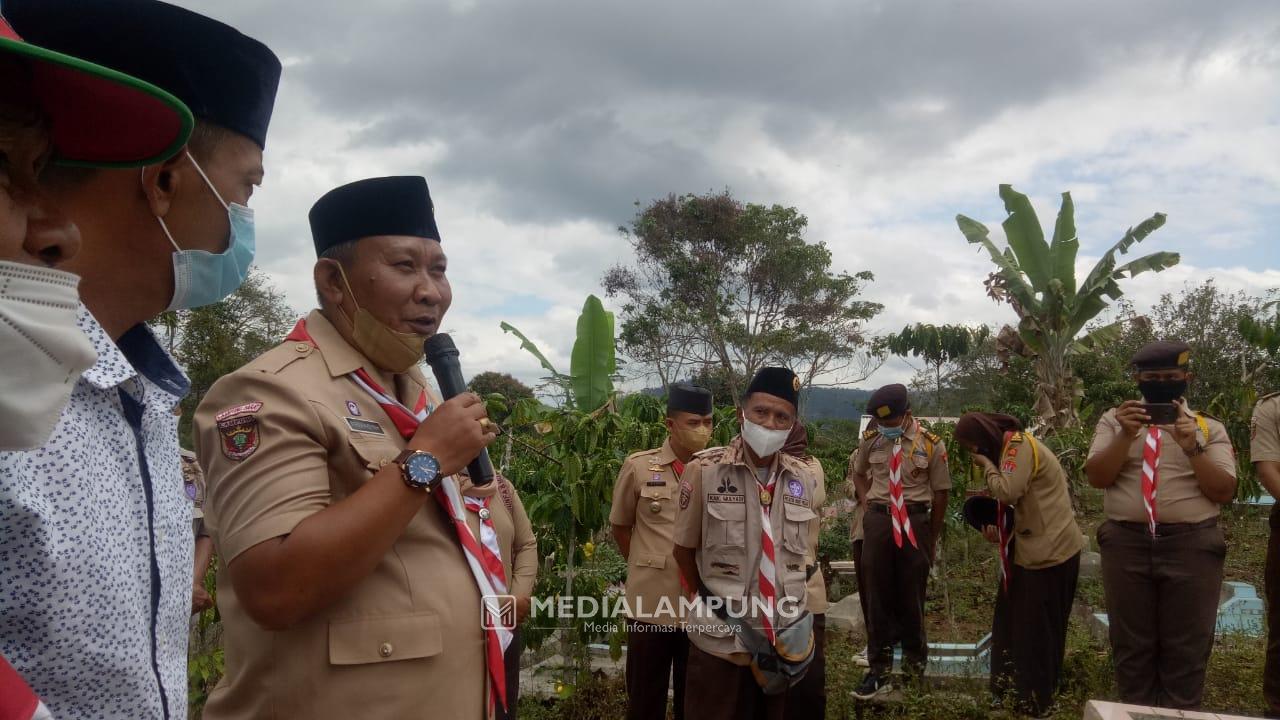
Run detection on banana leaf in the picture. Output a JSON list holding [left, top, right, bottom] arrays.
[[1049, 192, 1079, 297], [998, 184, 1052, 291], [569, 295, 617, 413], [500, 321, 562, 377]]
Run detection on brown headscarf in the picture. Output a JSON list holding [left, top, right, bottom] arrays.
[[782, 422, 810, 460], [954, 412, 1024, 464]]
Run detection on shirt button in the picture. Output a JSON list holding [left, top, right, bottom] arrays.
[[295, 343, 310, 353], [379, 642, 393, 658]]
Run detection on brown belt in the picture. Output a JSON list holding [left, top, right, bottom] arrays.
[[868, 502, 930, 515], [1111, 516, 1218, 537]]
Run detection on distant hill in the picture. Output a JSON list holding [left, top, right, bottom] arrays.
[[640, 384, 874, 420]]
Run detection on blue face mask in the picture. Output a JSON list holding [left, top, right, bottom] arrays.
[[151, 152, 256, 310], [880, 425, 904, 440]]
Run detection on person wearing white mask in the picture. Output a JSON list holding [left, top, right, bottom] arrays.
[[0, 2, 280, 718], [0, 14, 192, 720], [849, 383, 951, 700], [673, 367, 821, 719]]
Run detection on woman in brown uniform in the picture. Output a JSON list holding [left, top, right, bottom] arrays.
[[955, 413, 1082, 718]]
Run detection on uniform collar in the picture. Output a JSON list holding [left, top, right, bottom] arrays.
[[654, 439, 679, 466], [458, 474, 499, 499]]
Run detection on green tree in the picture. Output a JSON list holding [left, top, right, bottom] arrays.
[[151, 267, 297, 445], [467, 371, 534, 416], [885, 323, 990, 415], [957, 184, 1179, 430], [604, 190, 883, 403]]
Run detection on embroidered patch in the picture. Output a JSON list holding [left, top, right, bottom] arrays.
[[679, 480, 692, 509], [1252, 416, 1259, 440], [710, 561, 740, 576], [707, 494, 746, 504], [215, 401, 262, 423], [346, 401, 361, 416], [345, 417, 386, 435], [1001, 460, 1017, 474], [715, 479, 739, 494], [783, 494, 810, 508], [217, 415, 260, 461], [1005, 447, 1019, 458], [498, 477, 516, 513], [787, 479, 804, 498], [645, 478, 667, 487]]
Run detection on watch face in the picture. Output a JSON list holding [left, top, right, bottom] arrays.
[[405, 452, 440, 486]]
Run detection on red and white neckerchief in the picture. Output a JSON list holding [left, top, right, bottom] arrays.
[[1141, 426, 1162, 536], [670, 458, 691, 593], [756, 466, 780, 644], [286, 319, 511, 712], [995, 501, 1012, 593], [886, 431, 920, 550], [464, 495, 509, 595]]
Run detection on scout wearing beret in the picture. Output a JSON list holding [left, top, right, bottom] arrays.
[[1249, 385, 1280, 718], [1, 2, 277, 717], [955, 413, 1082, 716], [194, 176, 502, 719], [849, 383, 950, 700], [609, 382, 713, 720], [0, 12, 193, 718], [1085, 340, 1237, 710], [672, 367, 821, 719]]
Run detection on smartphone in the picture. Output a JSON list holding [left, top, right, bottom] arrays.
[[1142, 403, 1179, 425]]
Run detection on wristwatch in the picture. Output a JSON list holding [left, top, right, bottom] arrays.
[[1183, 442, 1206, 458], [393, 449, 443, 491]]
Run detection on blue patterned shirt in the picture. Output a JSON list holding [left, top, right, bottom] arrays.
[[0, 307, 191, 719]]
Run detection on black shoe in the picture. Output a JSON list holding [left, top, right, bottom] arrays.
[[852, 673, 893, 700]]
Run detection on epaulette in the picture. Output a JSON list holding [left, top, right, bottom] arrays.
[[249, 339, 316, 375], [693, 445, 728, 462], [625, 447, 662, 462], [921, 429, 941, 444], [861, 429, 879, 442], [1195, 410, 1224, 424], [1257, 392, 1280, 405]]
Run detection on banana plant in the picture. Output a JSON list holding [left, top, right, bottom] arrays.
[[500, 294, 617, 412], [957, 185, 1178, 430]]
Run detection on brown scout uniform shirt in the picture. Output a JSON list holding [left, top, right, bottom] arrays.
[[460, 474, 539, 600], [194, 310, 486, 720], [672, 438, 820, 664], [852, 421, 951, 506], [1251, 393, 1280, 465], [609, 440, 686, 626], [981, 433, 1083, 569], [181, 449, 208, 539], [1087, 408, 1235, 524], [845, 449, 865, 543], [797, 456, 828, 615]]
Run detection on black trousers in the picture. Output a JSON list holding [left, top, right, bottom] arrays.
[[783, 613, 825, 720], [862, 505, 933, 676], [1098, 518, 1225, 710], [1265, 504, 1280, 718], [684, 644, 785, 720], [625, 620, 688, 720], [496, 628, 523, 720], [989, 551, 1080, 716]]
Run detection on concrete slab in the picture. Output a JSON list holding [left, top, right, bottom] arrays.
[[1084, 699, 1265, 719], [827, 591, 865, 634]]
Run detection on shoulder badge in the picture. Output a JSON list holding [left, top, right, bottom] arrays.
[[861, 428, 879, 441], [922, 429, 941, 444], [497, 476, 516, 513], [217, 409, 261, 461], [693, 445, 728, 462]]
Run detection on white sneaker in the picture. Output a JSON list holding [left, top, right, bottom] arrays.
[[853, 646, 869, 667]]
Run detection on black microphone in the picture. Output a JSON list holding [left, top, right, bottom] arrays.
[[424, 333, 495, 486]]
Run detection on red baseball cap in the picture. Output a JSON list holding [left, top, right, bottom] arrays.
[[0, 14, 193, 167]]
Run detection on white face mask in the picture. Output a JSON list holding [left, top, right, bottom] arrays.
[[741, 417, 791, 459], [0, 261, 97, 450]]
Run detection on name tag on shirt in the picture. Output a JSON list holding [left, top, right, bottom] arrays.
[[345, 417, 386, 435]]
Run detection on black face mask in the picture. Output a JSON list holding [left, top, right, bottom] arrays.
[[1138, 379, 1188, 404]]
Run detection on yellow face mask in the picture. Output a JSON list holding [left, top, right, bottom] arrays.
[[336, 265, 425, 373], [671, 424, 713, 454]]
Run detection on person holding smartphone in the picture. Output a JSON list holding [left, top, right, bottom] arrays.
[[1084, 340, 1238, 710]]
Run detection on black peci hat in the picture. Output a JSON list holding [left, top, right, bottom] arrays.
[[1130, 340, 1191, 371], [866, 383, 910, 420], [962, 496, 1014, 534], [668, 382, 713, 415], [309, 176, 440, 256], [744, 367, 800, 409], [6, 0, 282, 150]]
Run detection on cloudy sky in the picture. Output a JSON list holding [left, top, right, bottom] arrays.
[[180, 0, 1279, 393]]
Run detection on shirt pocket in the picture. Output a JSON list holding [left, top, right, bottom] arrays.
[[348, 433, 400, 474], [706, 501, 747, 547], [640, 484, 675, 524], [329, 611, 443, 665], [782, 502, 818, 556], [867, 450, 888, 467]]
